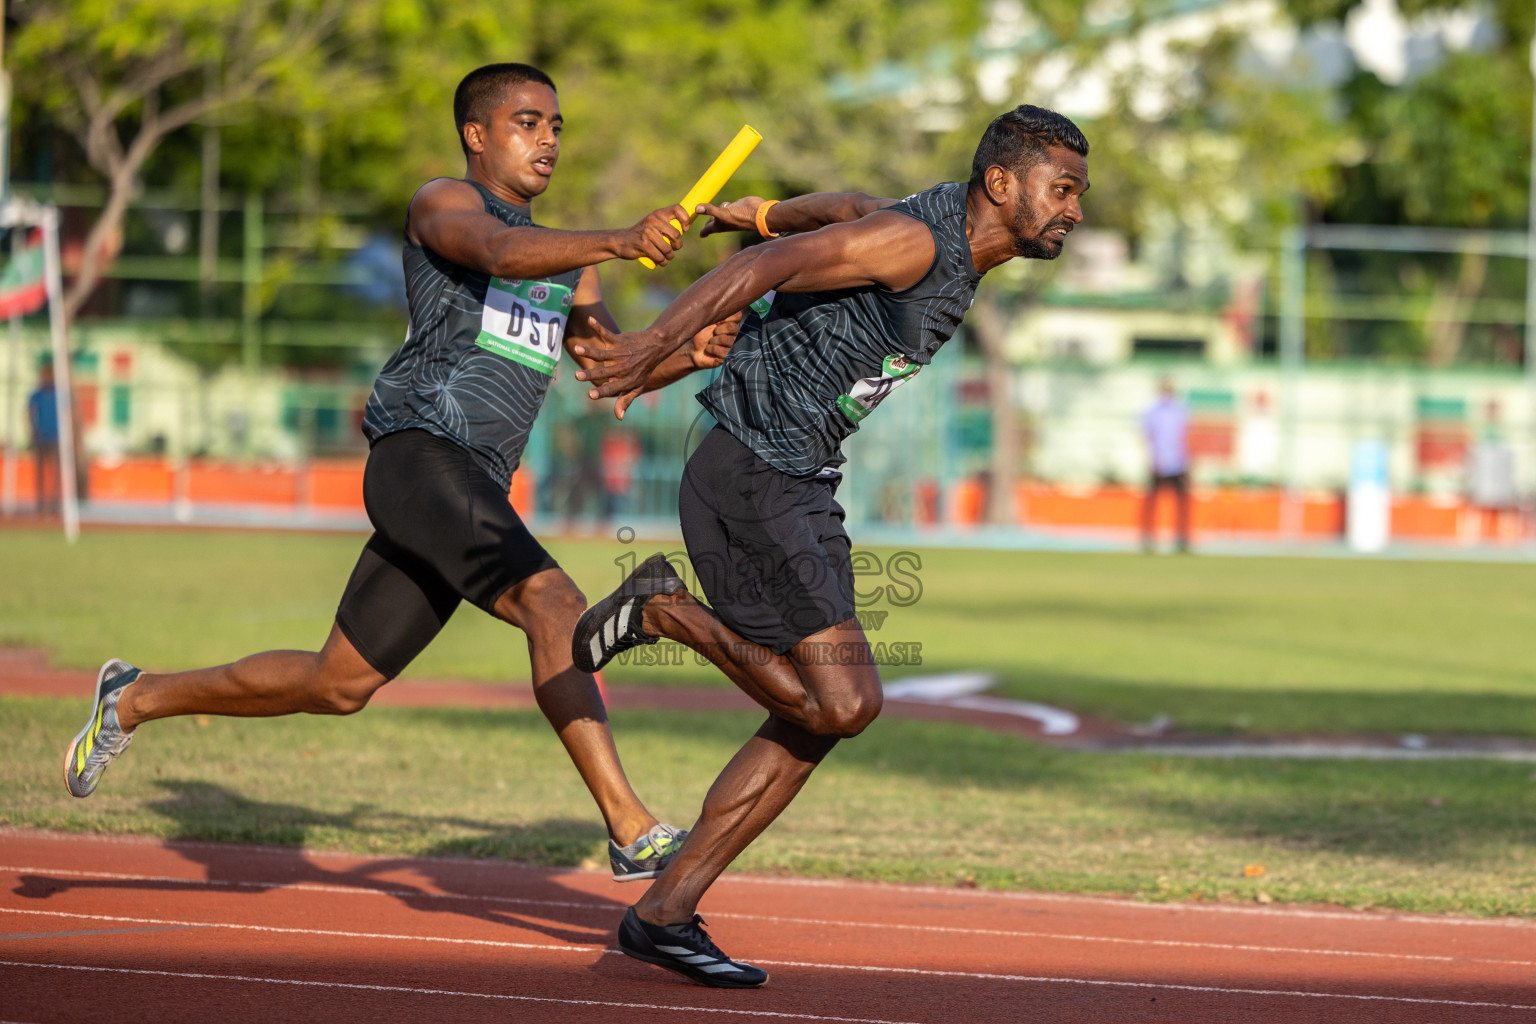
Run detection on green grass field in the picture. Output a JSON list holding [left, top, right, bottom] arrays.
[[3, 526, 1533, 735], [3, 525, 1535, 916], [8, 697, 1535, 915]]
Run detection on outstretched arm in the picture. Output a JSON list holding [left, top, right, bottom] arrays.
[[574, 209, 935, 417], [564, 268, 743, 395], [408, 178, 693, 279], [696, 192, 898, 238]]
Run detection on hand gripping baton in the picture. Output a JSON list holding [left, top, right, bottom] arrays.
[[639, 125, 762, 269]]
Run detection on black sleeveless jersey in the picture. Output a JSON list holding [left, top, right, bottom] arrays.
[[362, 179, 583, 489], [696, 181, 983, 477]]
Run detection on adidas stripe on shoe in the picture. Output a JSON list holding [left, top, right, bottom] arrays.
[[617, 907, 768, 988], [572, 553, 684, 673], [63, 659, 141, 798]]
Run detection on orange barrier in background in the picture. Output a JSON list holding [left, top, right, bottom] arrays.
[[0, 453, 1524, 543], [1008, 481, 1525, 542], [90, 458, 175, 503], [1016, 484, 1346, 537], [0, 453, 536, 520]]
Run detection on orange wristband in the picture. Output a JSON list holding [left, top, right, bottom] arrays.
[[755, 199, 780, 238]]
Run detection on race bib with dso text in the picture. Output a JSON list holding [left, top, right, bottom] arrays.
[[475, 278, 574, 376]]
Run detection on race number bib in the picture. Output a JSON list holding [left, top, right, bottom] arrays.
[[476, 278, 574, 376], [837, 354, 921, 424]]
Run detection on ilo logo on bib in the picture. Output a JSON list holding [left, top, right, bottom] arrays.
[[476, 277, 574, 376]]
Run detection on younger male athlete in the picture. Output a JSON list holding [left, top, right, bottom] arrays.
[[63, 63, 736, 881], [570, 104, 1090, 986]]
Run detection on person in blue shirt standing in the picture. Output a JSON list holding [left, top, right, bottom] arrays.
[[1141, 376, 1191, 552], [27, 359, 60, 515]]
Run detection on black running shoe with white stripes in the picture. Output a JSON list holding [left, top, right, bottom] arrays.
[[617, 906, 768, 988], [572, 553, 683, 673]]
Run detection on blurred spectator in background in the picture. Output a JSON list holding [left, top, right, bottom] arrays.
[[601, 424, 642, 519], [564, 401, 608, 529], [1468, 400, 1517, 541], [27, 359, 60, 515], [1141, 376, 1190, 553]]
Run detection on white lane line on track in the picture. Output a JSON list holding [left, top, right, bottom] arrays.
[[3, 954, 1534, 1015], [2, 908, 1534, 1012], [722, 874, 1536, 929], [0, 961, 927, 1024], [10, 838, 1536, 931], [0, 908, 597, 954], [0, 864, 606, 911], [753, 959, 1536, 1012], [4, 866, 1532, 969], [740, 913, 1536, 969]]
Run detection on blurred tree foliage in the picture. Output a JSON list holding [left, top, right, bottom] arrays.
[[1281, 0, 1535, 364], [9, 0, 1530, 373], [9, 0, 986, 327]]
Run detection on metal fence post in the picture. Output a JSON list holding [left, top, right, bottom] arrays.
[[1279, 223, 1305, 538], [242, 191, 262, 374]]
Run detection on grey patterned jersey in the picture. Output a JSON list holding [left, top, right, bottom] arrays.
[[696, 181, 983, 477], [362, 179, 583, 489]]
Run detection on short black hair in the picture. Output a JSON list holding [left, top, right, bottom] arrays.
[[454, 63, 557, 157], [969, 105, 1088, 186]]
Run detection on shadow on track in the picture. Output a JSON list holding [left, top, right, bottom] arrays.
[[12, 779, 629, 946]]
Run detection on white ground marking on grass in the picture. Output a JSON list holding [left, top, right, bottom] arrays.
[[1091, 742, 1536, 761], [881, 672, 1082, 735]]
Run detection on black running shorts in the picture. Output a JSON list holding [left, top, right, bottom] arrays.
[[679, 426, 856, 655], [335, 429, 558, 678]]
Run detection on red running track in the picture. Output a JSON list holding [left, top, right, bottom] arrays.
[[2, 829, 1535, 1023]]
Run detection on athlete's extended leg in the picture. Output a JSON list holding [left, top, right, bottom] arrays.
[[573, 557, 881, 926], [115, 623, 386, 730], [600, 612, 877, 988], [495, 566, 664, 850], [631, 617, 879, 926], [598, 604, 881, 925], [63, 623, 388, 798]]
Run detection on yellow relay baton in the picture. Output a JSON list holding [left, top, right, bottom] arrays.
[[639, 124, 762, 269]]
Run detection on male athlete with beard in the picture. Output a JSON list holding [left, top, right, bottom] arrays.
[[570, 104, 1089, 987]]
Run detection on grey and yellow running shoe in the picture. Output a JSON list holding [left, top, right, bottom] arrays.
[[63, 659, 141, 798], [610, 823, 689, 882]]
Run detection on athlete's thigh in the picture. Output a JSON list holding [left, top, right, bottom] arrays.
[[680, 427, 856, 655], [363, 429, 557, 614], [785, 615, 881, 705], [334, 533, 460, 680]]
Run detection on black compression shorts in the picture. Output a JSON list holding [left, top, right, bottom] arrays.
[[335, 429, 558, 678], [679, 426, 856, 655]]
